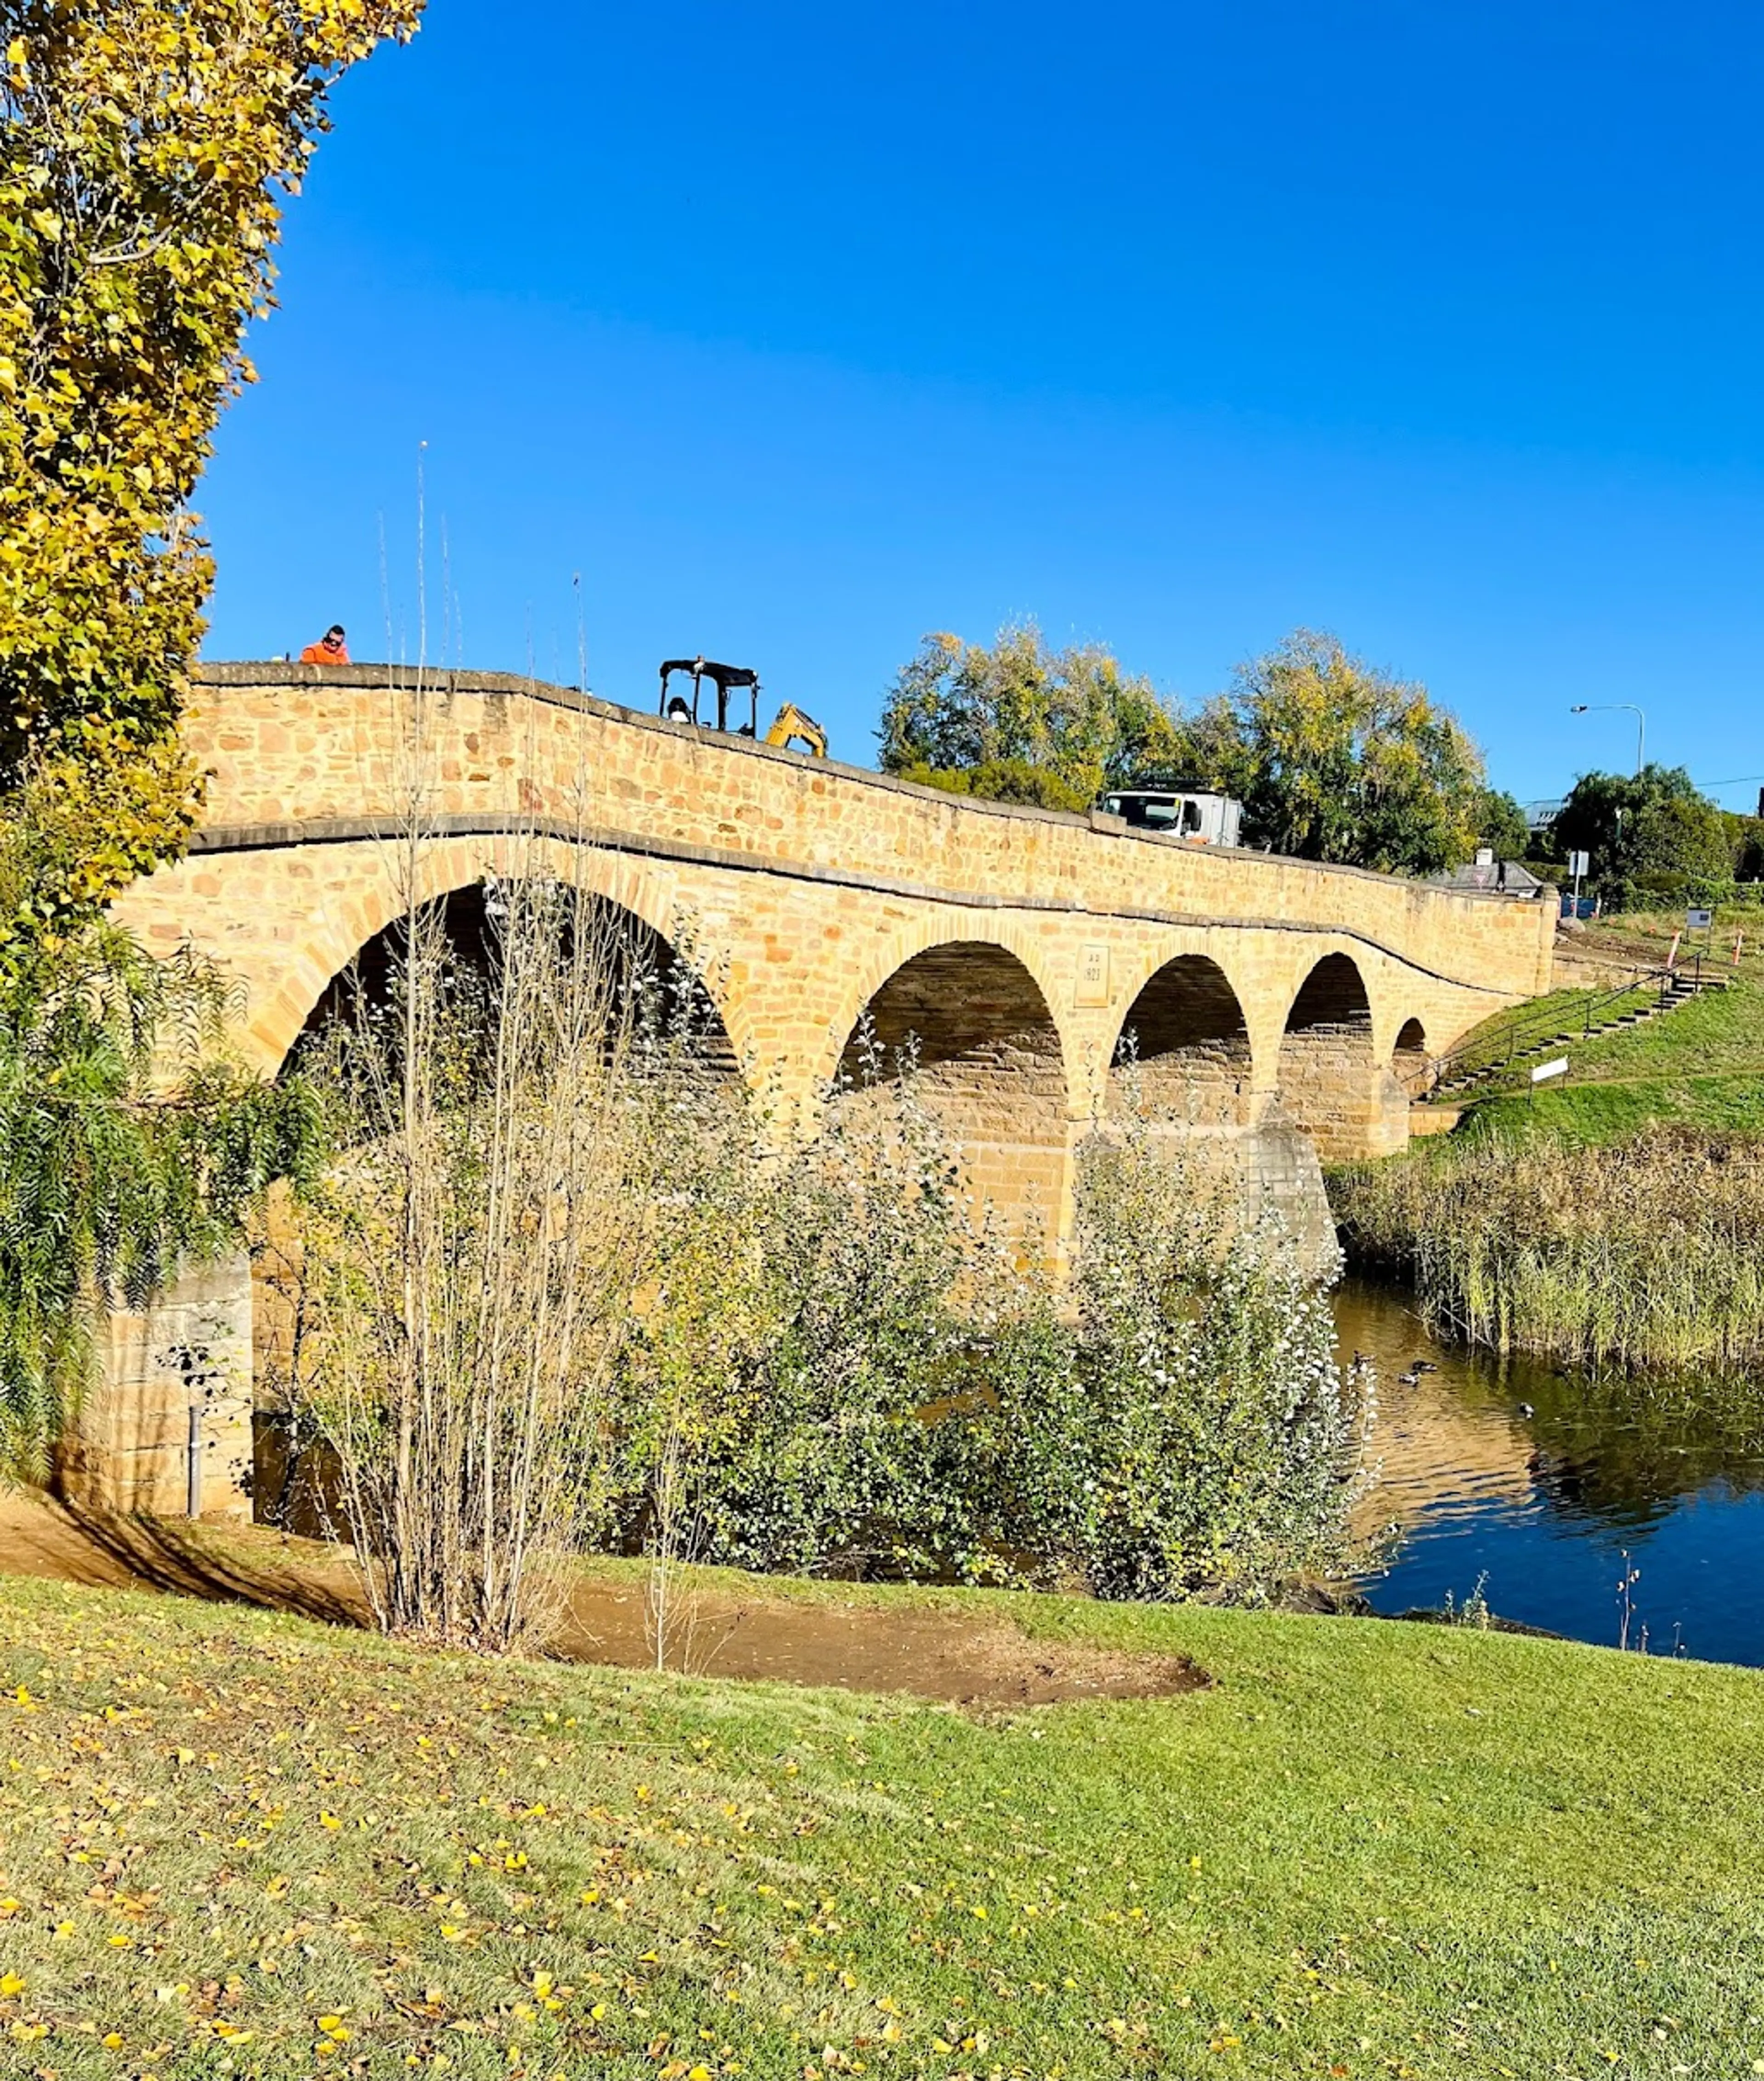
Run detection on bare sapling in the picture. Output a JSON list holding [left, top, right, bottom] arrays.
[[284, 818, 688, 1652]]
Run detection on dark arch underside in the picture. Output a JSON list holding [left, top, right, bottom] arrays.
[[838, 941, 1063, 1086], [1109, 953, 1252, 1125], [1284, 951, 1373, 1035], [288, 881, 737, 1078]]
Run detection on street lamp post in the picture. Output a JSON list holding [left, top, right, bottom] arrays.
[[1569, 702, 1646, 776]]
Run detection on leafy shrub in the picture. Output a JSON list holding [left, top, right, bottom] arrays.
[[0, 905, 314, 1479], [597, 1054, 1034, 1583], [1605, 874, 1764, 915], [609, 1098, 1369, 1606], [984, 1124, 1369, 1601], [892, 756, 1094, 813]]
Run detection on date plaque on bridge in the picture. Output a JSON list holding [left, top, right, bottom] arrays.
[[1076, 943, 1111, 1007]]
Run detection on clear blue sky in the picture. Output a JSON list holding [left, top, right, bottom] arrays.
[[198, 0, 1764, 812]]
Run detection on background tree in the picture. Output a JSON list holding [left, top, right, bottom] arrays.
[[0, 0, 421, 949], [1176, 630, 1485, 874], [1553, 765, 1737, 893], [1476, 786, 1532, 861], [878, 625, 1185, 808], [1733, 811, 1764, 884]]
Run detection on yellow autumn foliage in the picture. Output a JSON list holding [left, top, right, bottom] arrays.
[[0, 0, 422, 942]]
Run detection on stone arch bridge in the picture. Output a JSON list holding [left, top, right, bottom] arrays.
[[85, 663, 1554, 1511]]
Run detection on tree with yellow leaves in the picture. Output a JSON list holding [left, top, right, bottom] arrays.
[[0, 0, 422, 944], [1177, 629, 1486, 875], [878, 624, 1187, 811], [0, 2, 418, 1473]]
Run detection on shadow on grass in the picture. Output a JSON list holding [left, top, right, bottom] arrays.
[[51, 1499, 362, 1629]]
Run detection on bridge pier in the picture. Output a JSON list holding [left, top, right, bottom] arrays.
[[60, 1255, 255, 1518]]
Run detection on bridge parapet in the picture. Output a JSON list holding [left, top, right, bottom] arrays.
[[183, 664, 1555, 1011]]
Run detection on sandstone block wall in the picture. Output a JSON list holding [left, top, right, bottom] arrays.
[[61, 1256, 254, 1517]]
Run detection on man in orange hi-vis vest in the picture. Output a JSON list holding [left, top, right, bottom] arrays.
[[300, 624, 351, 664]]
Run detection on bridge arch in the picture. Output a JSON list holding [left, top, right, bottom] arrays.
[[830, 936, 1073, 1244], [1106, 951, 1255, 1125], [260, 836, 753, 1085], [290, 874, 741, 1085], [1277, 950, 1381, 1162], [1391, 1014, 1430, 1090]]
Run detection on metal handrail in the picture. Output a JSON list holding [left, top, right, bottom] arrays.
[[1402, 959, 1697, 1098]]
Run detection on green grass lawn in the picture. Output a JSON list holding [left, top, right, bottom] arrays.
[[5, 1573, 1764, 2079], [1436, 927, 1764, 1141], [1467, 1069, 1764, 1144]]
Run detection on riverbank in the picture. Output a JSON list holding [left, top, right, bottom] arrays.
[[5, 1568, 1764, 2077], [1334, 913, 1764, 1369], [1333, 1125, 1764, 1370]]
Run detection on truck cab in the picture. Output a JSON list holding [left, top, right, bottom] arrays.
[[1100, 789, 1244, 847]]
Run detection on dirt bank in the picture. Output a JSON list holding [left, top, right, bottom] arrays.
[[0, 1488, 1205, 1708]]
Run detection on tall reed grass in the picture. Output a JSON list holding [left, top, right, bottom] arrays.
[[1333, 1128, 1764, 1373]]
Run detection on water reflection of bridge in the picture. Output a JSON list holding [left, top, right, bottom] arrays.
[[1335, 1283, 1536, 1538], [1353, 1372, 1535, 1537]]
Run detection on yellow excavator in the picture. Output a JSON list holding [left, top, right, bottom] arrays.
[[658, 657, 827, 759], [763, 700, 827, 757]]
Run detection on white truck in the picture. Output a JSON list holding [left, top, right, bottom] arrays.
[[1100, 788, 1244, 847]]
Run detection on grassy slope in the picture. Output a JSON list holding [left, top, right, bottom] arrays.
[[4, 1575, 1764, 2078], [1432, 983, 1661, 1083], [1442, 918, 1764, 1142], [1467, 1070, 1764, 1145]]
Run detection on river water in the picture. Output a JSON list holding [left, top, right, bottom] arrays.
[[1336, 1279, 1764, 1666]]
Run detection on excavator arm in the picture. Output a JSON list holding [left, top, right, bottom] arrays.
[[763, 701, 828, 758]]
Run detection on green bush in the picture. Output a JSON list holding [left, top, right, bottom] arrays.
[[607, 1094, 1368, 1603], [599, 1061, 1035, 1583], [984, 1125, 1368, 1600], [892, 755, 1094, 812], [1605, 873, 1764, 914]]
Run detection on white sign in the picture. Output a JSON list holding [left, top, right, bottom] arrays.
[[1075, 943, 1110, 1008], [1531, 1056, 1569, 1085], [1568, 850, 1590, 877], [1687, 907, 1714, 930]]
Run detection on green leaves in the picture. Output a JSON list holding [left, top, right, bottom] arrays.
[[989, 1125, 1364, 1603], [0, 893, 319, 1478], [877, 624, 1186, 808], [1552, 764, 1740, 899], [1476, 786, 1532, 860], [1182, 630, 1486, 874]]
